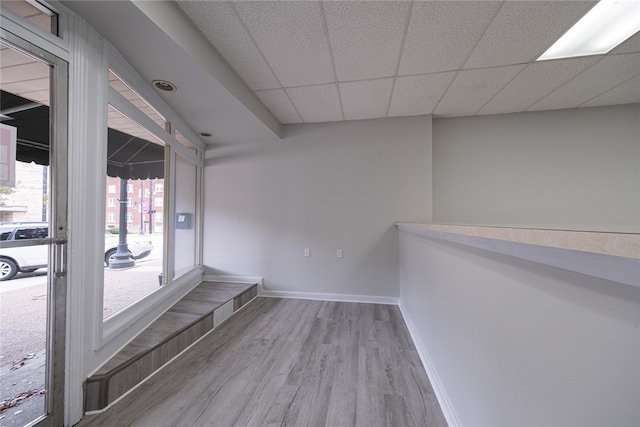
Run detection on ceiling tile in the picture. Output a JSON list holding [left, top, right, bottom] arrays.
[[434, 65, 524, 117], [478, 56, 601, 115], [323, 1, 409, 81], [580, 74, 640, 108], [529, 53, 640, 111], [176, 1, 280, 91], [611, 32, 640, 54], [233, 1, 334, 87], [286, 84, 343, 123], [255, 89, 302, 124], [339, 78, 394, 121], [388, 72, 456, 117], [464, 1, 596, 69], [399, 1, 500, 75]]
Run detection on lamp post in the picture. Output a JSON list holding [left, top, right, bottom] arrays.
[[148, 179, 154, 234], [139, 180, 144, 235], [109, 178, 135, 269]]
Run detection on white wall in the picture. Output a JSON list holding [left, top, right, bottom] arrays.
[[203, 116, 432, 298], [433, 104, 640, 232], [399, 230, 640, 427]]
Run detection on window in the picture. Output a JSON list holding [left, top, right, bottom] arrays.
[[15, 226, 48, 240], [1, 0, 58, 36], [100, 63, 202, 322], [104, 103, 165, 319], [108, 198, 116, 207], [109, 70, 168, 132], [107, 212, 115, 223], [175, 129, 201, 157], [173, 153, 198, 279], [108, 185, 116, 194]]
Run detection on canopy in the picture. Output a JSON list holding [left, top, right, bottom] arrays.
[[1, 90, 164, 180]]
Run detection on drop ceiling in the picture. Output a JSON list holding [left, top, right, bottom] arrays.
[[63, 1, 640, 145]]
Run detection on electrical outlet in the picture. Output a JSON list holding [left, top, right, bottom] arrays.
[[337, 249, 342, 258], [304, 248, 310, 257]]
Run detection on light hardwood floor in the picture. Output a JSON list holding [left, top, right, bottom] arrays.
[[77, 297, 447, 427]]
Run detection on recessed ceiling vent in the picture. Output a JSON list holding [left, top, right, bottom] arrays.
[[152, 80, 177, 92]]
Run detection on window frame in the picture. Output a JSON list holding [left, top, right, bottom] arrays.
[[99, 44, 204, 345]]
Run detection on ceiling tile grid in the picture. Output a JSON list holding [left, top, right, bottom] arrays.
[[580, 74, 640, 108], [323, 1, 410, 81], [478, 56, 602, 115], [463, 1, 597, 69], [339, 78, 394, 121], [286, 84, 344, 123], [388, 72, 456, 117], [255, 89, 302, 124], [175, 1, 280, 91], [528, 52, 640, 111], [398, 1, 501, 75], [233, 1, 335, 88], [174, 1, 640, 125], [434, 65, 526, 117]]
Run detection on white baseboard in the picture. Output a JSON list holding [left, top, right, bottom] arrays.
[[399, 302, 459, 427], [259, 289, 399, 305], [202, 276, 397, 305]]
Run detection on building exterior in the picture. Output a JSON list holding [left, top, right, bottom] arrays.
[[0, 162, 48, 223], [104, 177, 164, 234]]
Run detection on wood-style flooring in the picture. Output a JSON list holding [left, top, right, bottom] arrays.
[[77, 297, 447, 427]]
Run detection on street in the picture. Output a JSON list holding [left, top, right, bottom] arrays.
[[0, 233, 164, 425]]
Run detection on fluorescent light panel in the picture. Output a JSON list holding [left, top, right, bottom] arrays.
[[538, 0, 640, 61]]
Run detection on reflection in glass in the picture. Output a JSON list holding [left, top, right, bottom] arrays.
[[1, 0, 58, 35], [0, 41, 51, 426], [173, 153, 197, 279], [175, 129, 201, 157], [103, 106, 165, 319], [109, 70, 168, 132]]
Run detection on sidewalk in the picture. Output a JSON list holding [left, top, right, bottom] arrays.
[[0, 350, 45, 427], [0, 255, 162, 426]]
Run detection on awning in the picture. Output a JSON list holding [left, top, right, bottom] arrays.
[[0, 90, 164, 180]]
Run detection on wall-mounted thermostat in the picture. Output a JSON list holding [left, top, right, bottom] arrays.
[[175, 213, 192, 229]]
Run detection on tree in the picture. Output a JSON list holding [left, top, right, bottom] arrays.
[[0, 186, 15, 206]]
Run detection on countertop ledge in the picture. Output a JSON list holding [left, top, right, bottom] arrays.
[[396, 223, 640, 289]]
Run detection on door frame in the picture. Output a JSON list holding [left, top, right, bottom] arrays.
[[0, 29, 68, 427]]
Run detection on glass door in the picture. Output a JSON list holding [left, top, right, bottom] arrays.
[[0, 32, 67, 427]]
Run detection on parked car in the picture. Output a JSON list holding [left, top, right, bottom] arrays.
[[0, 222, 153, 281], [103, 233, 153, 267]]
